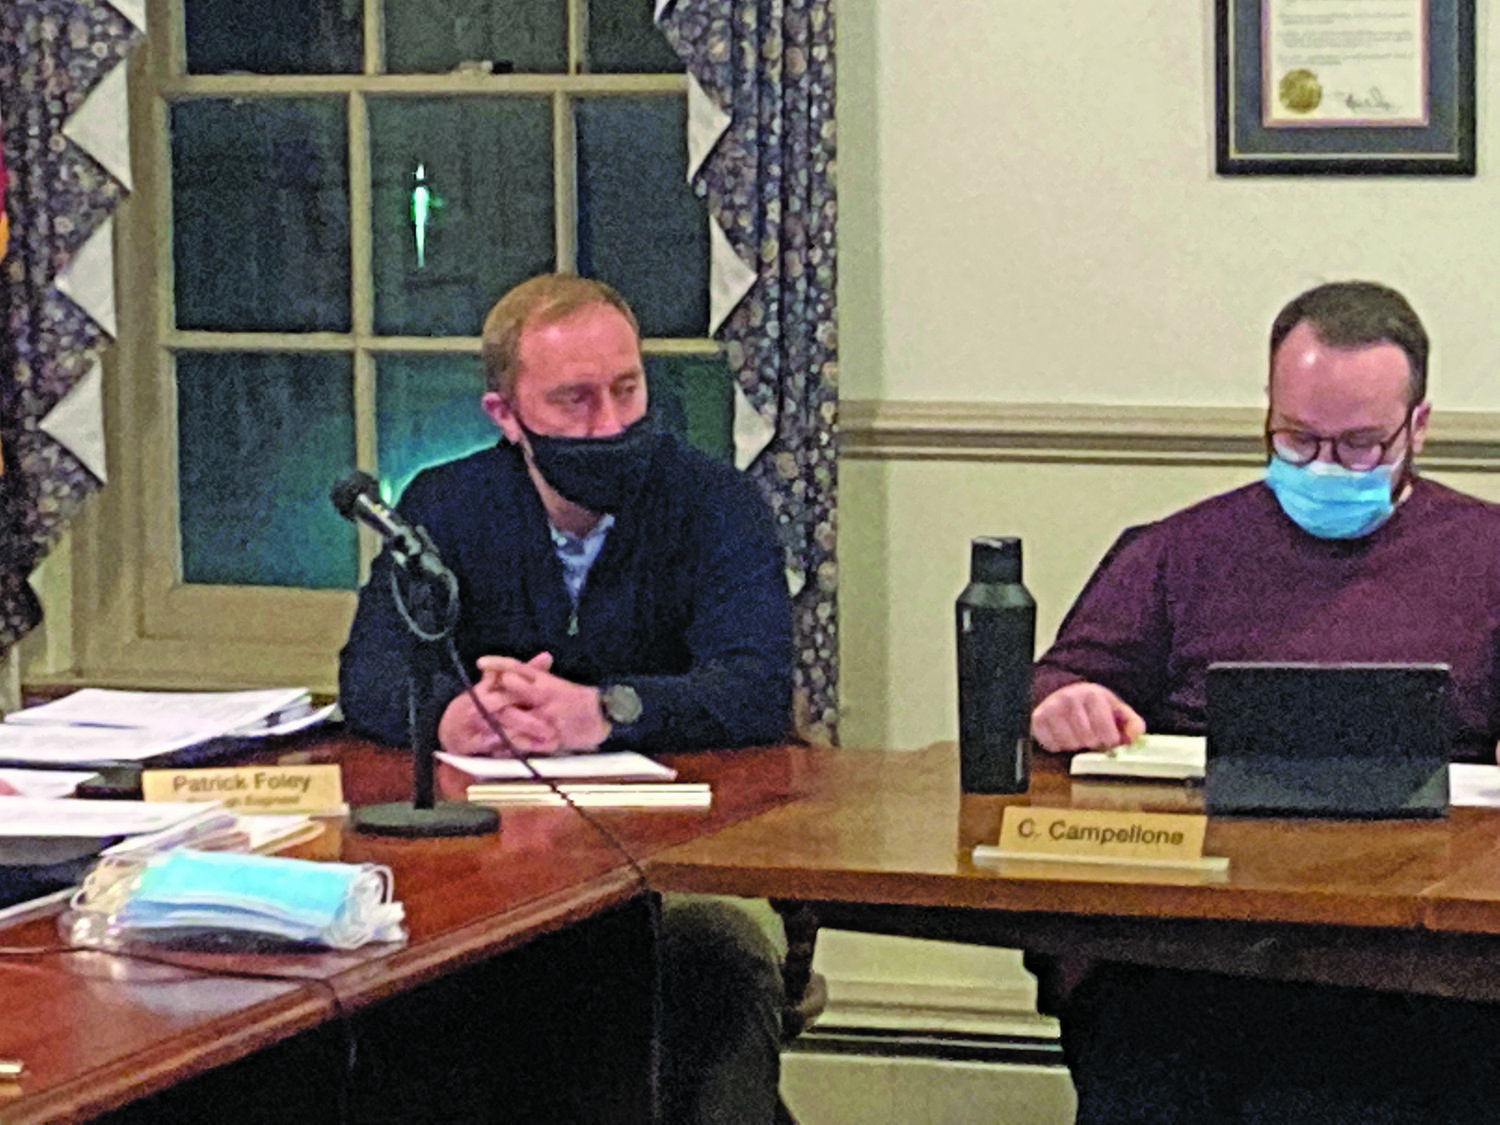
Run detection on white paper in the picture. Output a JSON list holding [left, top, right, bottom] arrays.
[[100, 808, 243, 856], [0, 889, 73, 931], [0, 798, 226, 838], [5, 688, 312, 738], [0, 724, 204, 764], [0, 769, 98, 798], [1071, 735, 1208, 781], [1265, 0, 1427, 126], [1447, 764, 1500, 807], [436, 750, 676, 782], [468, 789, 712, 809], [240, 814, 322, 852], [241, 703, 338, 738]]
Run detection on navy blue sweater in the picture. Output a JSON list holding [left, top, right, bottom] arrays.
[[338, 432, 794, 752]]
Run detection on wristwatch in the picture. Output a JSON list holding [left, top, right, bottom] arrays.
[[599, 683, 643, 728]]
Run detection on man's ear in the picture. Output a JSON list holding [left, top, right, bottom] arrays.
[[482, 391, 524, 445], [1410, 400, 1431, 455]]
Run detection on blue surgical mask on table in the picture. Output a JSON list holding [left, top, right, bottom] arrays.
[[68, 850, 405, 951], [1264, 455, 1397, 540]]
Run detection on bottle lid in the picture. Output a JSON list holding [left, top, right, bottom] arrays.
[[971, 536, 1022, 583]]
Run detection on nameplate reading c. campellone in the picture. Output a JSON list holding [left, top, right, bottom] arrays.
[[974, 805, 1226, 871]]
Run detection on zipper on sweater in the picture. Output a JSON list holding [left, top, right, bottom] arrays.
[[568, 604, 579, 637]]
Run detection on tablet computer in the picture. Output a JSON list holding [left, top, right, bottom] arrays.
[[1204, 662, 1452, 818]]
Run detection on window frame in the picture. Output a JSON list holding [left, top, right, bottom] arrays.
[[67, 0, 715, 692]]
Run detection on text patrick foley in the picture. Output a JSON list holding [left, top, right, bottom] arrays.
[[1014, 818, 1186, 847], [173, 773, 313, 795]]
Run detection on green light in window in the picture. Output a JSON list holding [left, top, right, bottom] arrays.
[[410, 162, 444, 270]]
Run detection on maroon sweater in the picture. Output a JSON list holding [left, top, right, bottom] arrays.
[[1032, 477, 1500, 762]]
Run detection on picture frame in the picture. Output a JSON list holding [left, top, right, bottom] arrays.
[[1215, 0, 1475, 176]]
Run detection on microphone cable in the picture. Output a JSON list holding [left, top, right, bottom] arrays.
[[443, 636, 653, 893], [376, 531, 656, 893]]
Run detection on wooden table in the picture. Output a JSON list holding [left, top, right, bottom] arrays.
[[0, 738, 813, 1124], [23, 736, 1500, 1122], [647, 743, 1500, 1006]]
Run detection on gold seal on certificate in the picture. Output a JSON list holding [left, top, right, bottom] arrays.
[[1278, 68, 1322, 114]]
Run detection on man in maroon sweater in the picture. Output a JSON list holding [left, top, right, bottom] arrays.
[[1030, 281, 1500, 1122]]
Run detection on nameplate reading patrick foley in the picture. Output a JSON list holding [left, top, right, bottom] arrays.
[[141, 765, 346, 816], [973, 806, 1229, 872]]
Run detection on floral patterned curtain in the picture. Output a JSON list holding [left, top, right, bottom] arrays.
[[0, 0, 143, 657], [657, 0, 839, 743]]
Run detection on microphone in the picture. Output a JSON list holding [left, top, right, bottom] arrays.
[[331, 471, 494, 838], [330, 471, 430, 564]]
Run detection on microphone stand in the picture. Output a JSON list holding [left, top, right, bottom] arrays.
[[352, 537, 499, 838]]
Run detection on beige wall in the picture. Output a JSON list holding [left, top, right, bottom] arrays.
[[837, 0, 1500, 752], [842, 0, 1500, 409]]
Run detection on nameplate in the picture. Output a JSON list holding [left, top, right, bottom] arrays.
[[974, 806, 1228, 872], [141, 765, 346, 816]]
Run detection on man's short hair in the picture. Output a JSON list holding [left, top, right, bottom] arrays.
[[1269, 281, 1429, 403], [480, 274, 640, 398]]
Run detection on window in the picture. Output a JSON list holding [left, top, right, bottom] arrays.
[[76, 0, 730, 690]]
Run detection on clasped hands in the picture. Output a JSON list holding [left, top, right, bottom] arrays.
[[437, 652, 610, 757]]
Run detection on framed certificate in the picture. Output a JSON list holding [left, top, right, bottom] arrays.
[[1216, 0, 1475, 175]]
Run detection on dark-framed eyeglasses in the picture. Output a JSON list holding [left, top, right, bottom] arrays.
[[1266, 409, 1414, 472]]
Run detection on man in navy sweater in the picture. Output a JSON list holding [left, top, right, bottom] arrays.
[[340, 273, 794, 1124]]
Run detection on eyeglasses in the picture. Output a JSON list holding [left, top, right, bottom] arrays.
[[1266, 410, 1414, 472]]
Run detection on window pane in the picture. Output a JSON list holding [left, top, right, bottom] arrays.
[[183, 0, 361, 75], [172, 100, 350, 333], [645, 353, 735, 464], [384, 0, 566, 74], [177, 353, 358, 590], [576, 97, 708, 338], [375, 354, 499, 506], [586, 0, 684, 74], [369, 98, 554, 337]]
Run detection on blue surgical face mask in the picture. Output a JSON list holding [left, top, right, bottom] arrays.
[[73, 850, 405, 950], [1264, 456, 1398, 539]]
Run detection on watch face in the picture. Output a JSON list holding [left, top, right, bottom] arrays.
[[603, 685, 643, 725]]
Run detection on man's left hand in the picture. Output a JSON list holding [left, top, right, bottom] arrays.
[[476, 655, 612, 753]]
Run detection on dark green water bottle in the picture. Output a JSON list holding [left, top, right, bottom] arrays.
[[956, 537, 1036, 794]]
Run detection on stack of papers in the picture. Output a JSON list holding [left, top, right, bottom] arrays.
[[438, 750, 710, 809], [0, 767, 98, 799], [464, 783, 712, 808], [0, 688, 335, 769], [0, 797, 321, 855], [436, 750, 677, 782], [1070, 735, 1207, 781], [0, 798, 235, 842]]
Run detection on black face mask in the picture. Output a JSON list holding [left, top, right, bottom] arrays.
[[519, 411, 657, 514]]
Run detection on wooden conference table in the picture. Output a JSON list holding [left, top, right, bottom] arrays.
[[648, 743, 1500, 1008], [11, 737, 1500, 1122], [0, 735, 811, 1125]]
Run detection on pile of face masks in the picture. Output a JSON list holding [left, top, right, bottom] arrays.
[[64, 849, 406, 952]]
